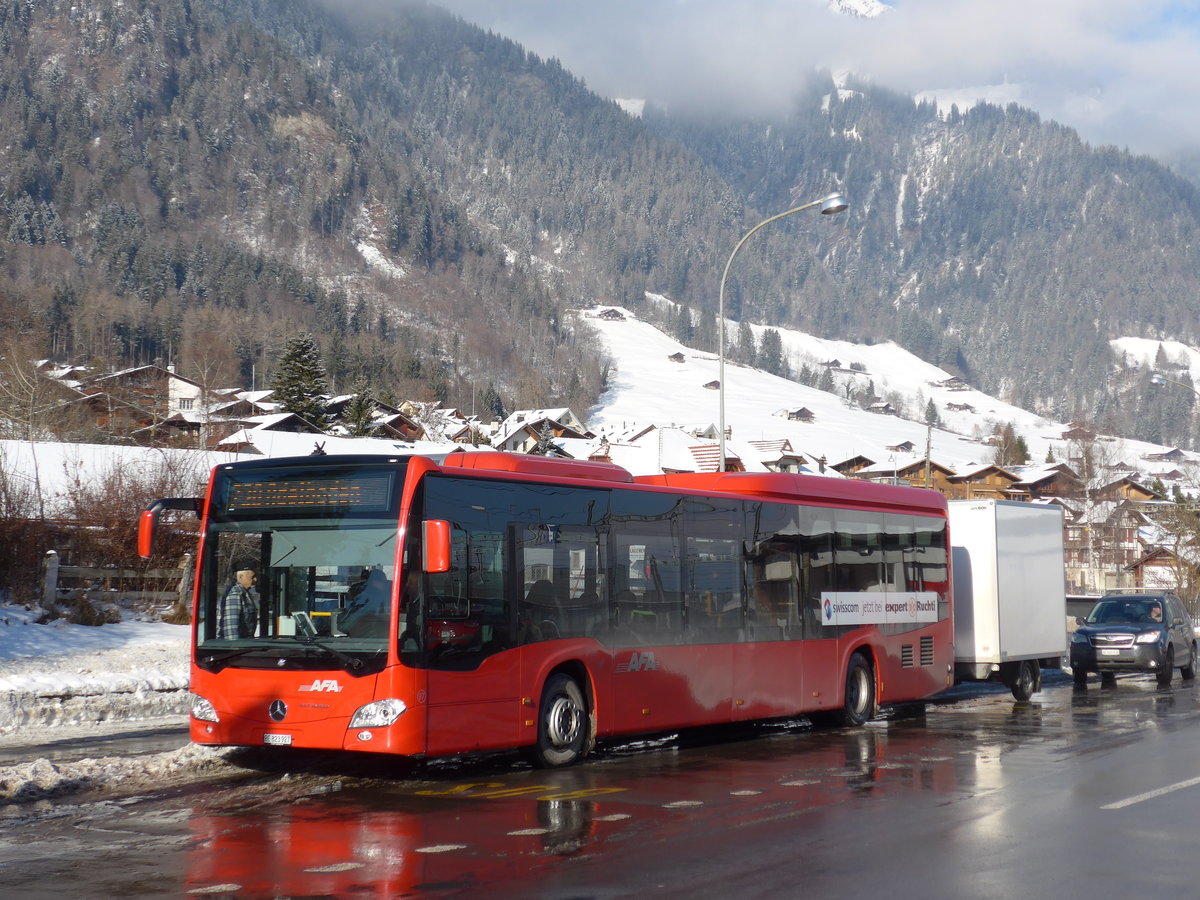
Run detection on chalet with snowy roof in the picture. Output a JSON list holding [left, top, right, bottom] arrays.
[[937, 376, 969, 391], [597, 308, 625, 320], [1061, 424, 1097, 441], [868, 402, 898, 416], [855, 457, 956, 493], [1061, 498, 1163, 593], [886, 441, 916, 453], [945, 402, 975, 413], [588, 426, 747, 475], [1142, 448, 1186, 463], [368, 412, 423, 441], [1149, 468, 1187, 483], [668, 352, 686, 363], [34, 360, 90, 384], [215, 412, 326, 453], [493, 408, 593, 454], [1097, 477, 1161, 503], [946, 464, 1020, 501], [1124, 547, 1195, 592], [832, 454, 875, 476], [783, 407, 815, 422], [1008, 463, 1082, 500], [703, 380, 721, 391], [747, 440, 806, 474]]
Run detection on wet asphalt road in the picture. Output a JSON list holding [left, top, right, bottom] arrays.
[[3, 671, 1200, 899]]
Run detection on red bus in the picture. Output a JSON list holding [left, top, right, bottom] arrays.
[[139, 451, 952, 767]]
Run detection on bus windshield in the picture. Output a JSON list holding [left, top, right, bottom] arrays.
[[194, 461, 406, 675]]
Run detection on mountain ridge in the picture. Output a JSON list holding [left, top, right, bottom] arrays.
[[2, 0, 1200, 453]]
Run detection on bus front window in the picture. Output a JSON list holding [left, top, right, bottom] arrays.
[[196, 519, 399, 674]]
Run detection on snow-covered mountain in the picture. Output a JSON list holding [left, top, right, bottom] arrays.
[[828, 0, 891, 19], [582, 304, 1194, 484]]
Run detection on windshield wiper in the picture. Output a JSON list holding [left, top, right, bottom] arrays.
[[200, 643, 277, 671], [290, 633, 373, 673]]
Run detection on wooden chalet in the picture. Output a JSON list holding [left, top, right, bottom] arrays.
[[946, 464, 1020, 501]]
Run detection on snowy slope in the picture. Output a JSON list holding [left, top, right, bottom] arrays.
[[583, 305, 1181, 475]]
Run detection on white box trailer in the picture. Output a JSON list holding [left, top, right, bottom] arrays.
[[949, 499, 1067, 700]]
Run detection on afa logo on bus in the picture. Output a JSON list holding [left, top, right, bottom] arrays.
[[615, 651, 659, 673]]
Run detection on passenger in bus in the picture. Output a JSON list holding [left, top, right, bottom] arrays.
[[339, 568, 392, 637], [217, 563, 258, 639]]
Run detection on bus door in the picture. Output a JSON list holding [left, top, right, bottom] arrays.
[[607, 511, 701, 732], [420, 525, 521, 756], [742, 537, 802, 719], [795, 508, 840, 713]]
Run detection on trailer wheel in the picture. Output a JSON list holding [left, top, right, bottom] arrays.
[[835, 653, 875, 727], [1009, 660, 1040, 701], [531, 673, 588, 768]]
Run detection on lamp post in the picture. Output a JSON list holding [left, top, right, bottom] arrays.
[[717, 192, 848, 471], [1150, 372, 1200, 397]]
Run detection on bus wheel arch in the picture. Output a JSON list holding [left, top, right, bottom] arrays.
[[836, 650, 877, 727], [530, 663, 594, 768]]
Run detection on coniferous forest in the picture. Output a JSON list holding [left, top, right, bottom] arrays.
[[4, 0, 1200, 446]]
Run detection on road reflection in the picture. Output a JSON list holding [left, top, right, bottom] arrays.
[[182, 725, 960, 897], [181, 674, 1200, 898]]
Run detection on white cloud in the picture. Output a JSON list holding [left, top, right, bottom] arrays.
[[433, 0, 1200, 159]]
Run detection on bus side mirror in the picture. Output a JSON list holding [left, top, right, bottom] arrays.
[[138, 509, 157, 559], [138, 497, 201, 558], [423, 519, 452, 573]]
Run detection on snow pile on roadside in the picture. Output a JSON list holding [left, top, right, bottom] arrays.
[[0, 605, 190, 732], [0, 743, 229, 806]]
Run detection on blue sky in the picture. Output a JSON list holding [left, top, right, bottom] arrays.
[[432, 1, 1200, 162]]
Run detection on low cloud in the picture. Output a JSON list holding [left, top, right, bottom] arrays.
[[432, 0, 1200, 160]]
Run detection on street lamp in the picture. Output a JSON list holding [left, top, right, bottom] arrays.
[[717, 192, 848, 471], [1150, 372, 1200, 397]]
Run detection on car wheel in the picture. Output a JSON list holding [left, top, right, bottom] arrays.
[[1073, 667, 1088, 687], [1182, 643, 1197, 680], [1157, 646, 1175, 686]]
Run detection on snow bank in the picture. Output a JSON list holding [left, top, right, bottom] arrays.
[[0, 743, 228, 805], [0, 605, 190, 731]]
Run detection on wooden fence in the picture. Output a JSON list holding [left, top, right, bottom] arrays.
[[41, 550, 193, 614]]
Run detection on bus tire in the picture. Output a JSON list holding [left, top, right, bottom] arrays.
[[531, 673, 588, 768], [835, 653, 875, 727]]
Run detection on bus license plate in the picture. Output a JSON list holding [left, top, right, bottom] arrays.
[[1100, 648, 1121, 656], [263, 733, 293, 746]]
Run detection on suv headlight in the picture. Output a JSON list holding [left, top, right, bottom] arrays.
[[191, 693, 219, 723], [349, 698, 407, 728], [1136, 631, 1163, 644], [1071, 632, 1089, 644]]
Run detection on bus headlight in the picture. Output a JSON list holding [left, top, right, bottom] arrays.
[[191, 693, 219, 723], [349, 698, 407, 728]]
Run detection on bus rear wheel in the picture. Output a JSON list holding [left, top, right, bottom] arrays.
[[836, 653, 875, 727], [531, 673, 588, 768]]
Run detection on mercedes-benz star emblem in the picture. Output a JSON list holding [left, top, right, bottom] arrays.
[[268, 699, 287, 722]]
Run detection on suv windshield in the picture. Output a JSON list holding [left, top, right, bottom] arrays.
[[1085, 597, 1164, 626]]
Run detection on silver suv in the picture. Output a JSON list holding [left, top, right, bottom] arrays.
[[1070, 591, 1197, 686]]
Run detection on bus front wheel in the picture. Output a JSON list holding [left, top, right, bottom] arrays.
[[836, 653, 875, 727], [531, 673, 588, 768]]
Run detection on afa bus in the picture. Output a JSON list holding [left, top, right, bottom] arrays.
[[139, 452, 953, 768]]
